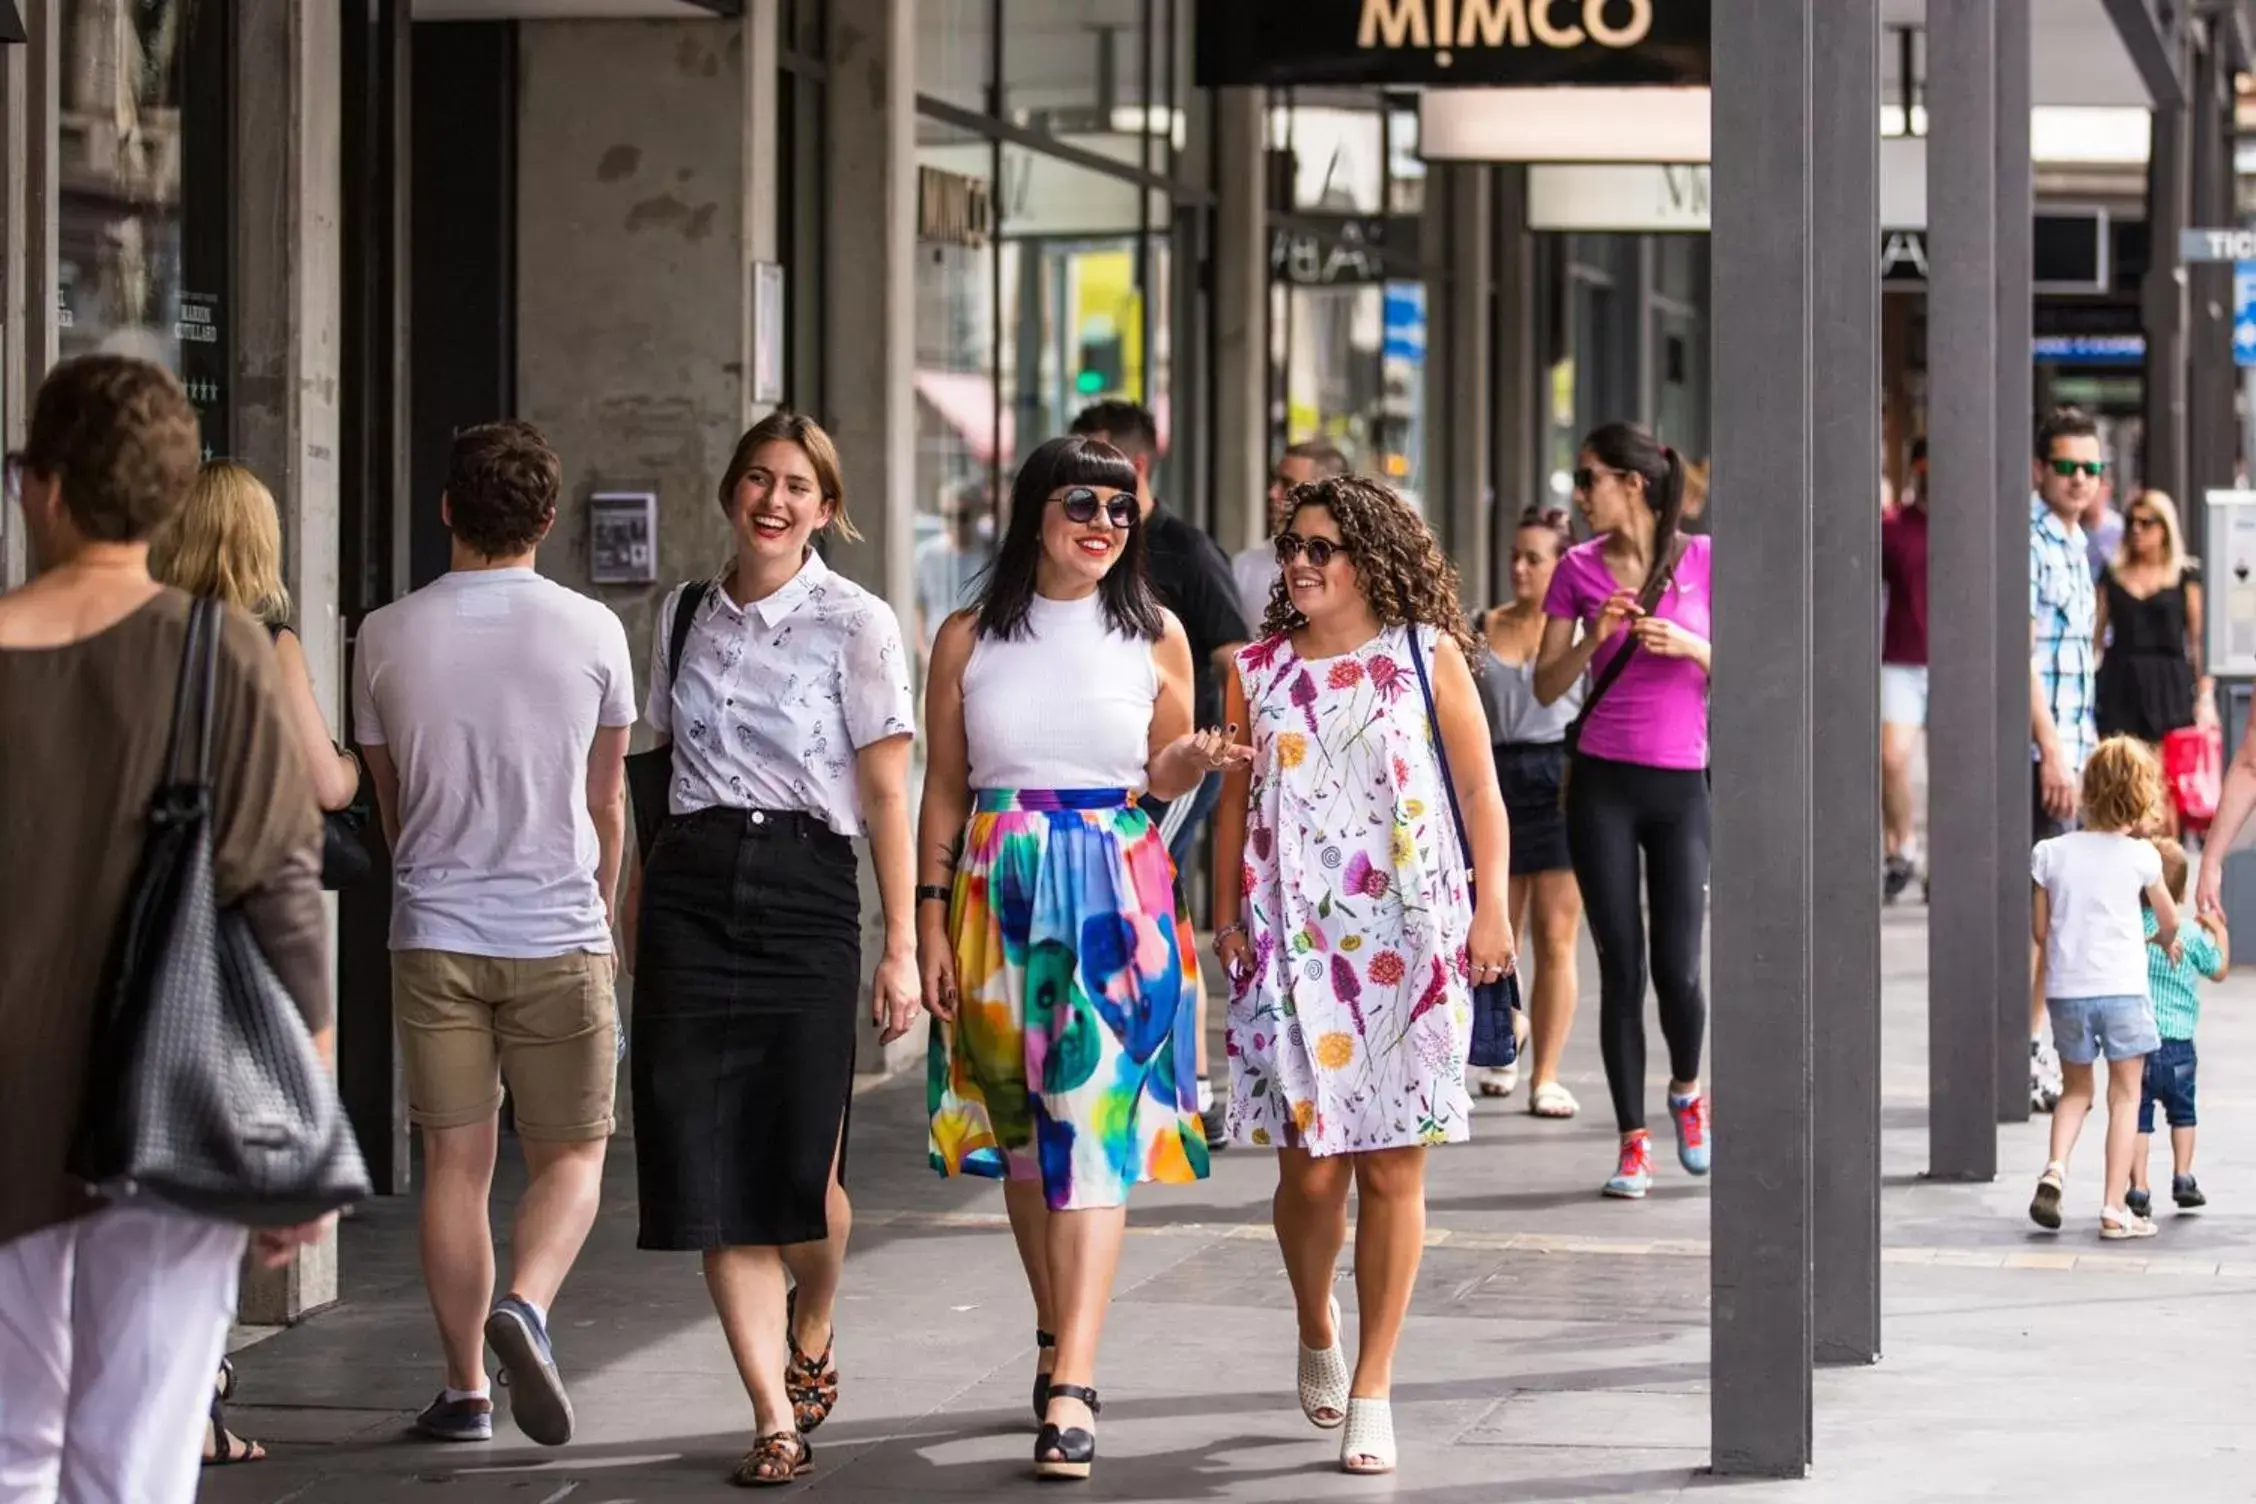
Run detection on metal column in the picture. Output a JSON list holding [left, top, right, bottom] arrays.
[[1994, 0, 2035, 1126], [1211, 87, 1268, 554], [2186, 22, 2235, 532], [2143, 38, 2190, 502], [1710, 0, 1815, 1476], [1926, 0, 2000, 1183], [1811, 0, 1881, 1369]]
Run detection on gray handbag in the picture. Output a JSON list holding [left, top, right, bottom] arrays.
[[68, 598, 370, 1227]]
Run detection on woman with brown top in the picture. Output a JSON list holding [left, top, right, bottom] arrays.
[[0, 356, 331, 1503]]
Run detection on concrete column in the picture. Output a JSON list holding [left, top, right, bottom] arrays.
[[2185, 21, 2234, 536], [1811, 0, 1881, 1370], [1710, 0, 1815, 1477], [1439, 164, 1493, 602], [0, 12, 29, 588], [1492, 165, 1538, 553], [1211, 87, 1268, 555], [2142, 39, 2190, 501], [1926, 0, 2000, 1183], [1993, 0, 2035, 1126], [743, 0, 781, 425], [234, 0, 344, 1323], [824, 0, 917, 1074]]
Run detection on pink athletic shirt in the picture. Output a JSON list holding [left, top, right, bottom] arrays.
[[1542, 533, 1712, 771]]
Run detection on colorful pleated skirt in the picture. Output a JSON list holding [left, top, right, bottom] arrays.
[[927, 789, 1210, 1210]]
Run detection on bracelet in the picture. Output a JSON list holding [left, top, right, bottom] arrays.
[[916, 883, 952, 906], [1215, 923, 1246, 943]]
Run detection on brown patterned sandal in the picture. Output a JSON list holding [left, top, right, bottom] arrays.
[[784, 1287, 839, 1433], [730, 1431, 812, 1487]]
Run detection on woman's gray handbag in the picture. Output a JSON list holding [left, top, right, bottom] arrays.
[[68, 598, 370, 1227]]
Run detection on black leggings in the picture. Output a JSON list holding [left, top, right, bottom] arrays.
[[1564, 754, 1711, 1134]]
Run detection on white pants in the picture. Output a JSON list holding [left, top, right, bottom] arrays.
[[0, 1207, 247, 1504]]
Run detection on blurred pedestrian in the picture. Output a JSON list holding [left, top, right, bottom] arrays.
[[622, 413, 920, 1487], [2095, 489, 2213, 756], [2029, 407, 2107, 1112], [1470, 505, 1586, 1115], [1880, 441, 1930, 902], [1069, 400, 1249, 1151], [1536, 423, 1712, 1201], [921, 434, 1234, 1482], [1212, 475, 1511, 1477], [1231, 441, 1347, 630], [0, 355, 331, 1501], [353, 422, 636, 1447]]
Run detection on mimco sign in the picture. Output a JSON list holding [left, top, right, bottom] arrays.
[[1198, 0, 1709, 87]]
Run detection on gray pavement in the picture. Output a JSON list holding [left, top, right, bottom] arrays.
[[200, 908, 2256, 1502]]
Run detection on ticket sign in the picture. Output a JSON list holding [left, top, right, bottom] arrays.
[[1197, 0, 1711, 89], [2181, 228, 2256, 263]]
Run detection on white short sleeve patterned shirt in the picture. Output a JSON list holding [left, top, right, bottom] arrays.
[[2030, 494, 2098, 775], [646, 550, 914, 837]]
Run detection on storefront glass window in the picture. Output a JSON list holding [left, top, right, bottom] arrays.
[[1002, 0, 1181, 168], [917, 0, 994, 115], [59, 0, 231, 454]]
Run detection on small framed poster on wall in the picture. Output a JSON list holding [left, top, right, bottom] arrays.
[[589, 490, 659, 585]]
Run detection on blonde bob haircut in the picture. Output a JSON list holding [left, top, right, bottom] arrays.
[[2079, 736, 2165, 837], [2112, 489, 2191, 583], [150, 459, 292, 627]]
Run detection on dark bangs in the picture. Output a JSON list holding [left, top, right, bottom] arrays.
[[976, 434, 1164, 643]]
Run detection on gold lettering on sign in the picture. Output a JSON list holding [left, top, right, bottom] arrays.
[[1360, 0, 1653, 52], [1360, 0, 1430, 47]]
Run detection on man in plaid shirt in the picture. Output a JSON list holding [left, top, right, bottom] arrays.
[[2028, 406, 2106, 1110]]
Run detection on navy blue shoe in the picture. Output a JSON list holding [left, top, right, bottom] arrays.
[[413, 1392, 494, 1443], [2127, 1187, 2153, 1220], [486, 1296, 574, 1446]]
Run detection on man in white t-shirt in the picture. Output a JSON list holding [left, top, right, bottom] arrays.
[[1229, 441, 1347, 631], [354, 421, 636, 1449]]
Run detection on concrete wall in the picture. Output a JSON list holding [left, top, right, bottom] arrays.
[[515, 17, 748, 717]]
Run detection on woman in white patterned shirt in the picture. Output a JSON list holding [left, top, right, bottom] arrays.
[[620, 413, 920, 1487]]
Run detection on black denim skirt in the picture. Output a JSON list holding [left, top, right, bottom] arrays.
[[631, 807, 862, 1251], [1496, 741, 1572, 877]]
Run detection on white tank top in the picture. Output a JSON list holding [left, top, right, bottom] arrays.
[[963, 592, 1158, 791]]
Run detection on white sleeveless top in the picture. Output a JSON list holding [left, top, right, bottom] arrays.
[[962, 592, 1158, 791]]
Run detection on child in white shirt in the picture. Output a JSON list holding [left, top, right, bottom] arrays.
[[2027, 738, 2180, 1240]]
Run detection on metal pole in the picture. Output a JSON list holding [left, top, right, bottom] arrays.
[[1994, 0, 2035, 1126], [1711, 0, 1815, 1476], [1811, 0, 1882, 1369], [2144, 37, 2191, 500], [1926, 0, 2000, 1182]]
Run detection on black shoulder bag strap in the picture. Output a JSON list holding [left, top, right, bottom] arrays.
[[1559, 536, 1687, 799], [626, 580, 714, 856], [665, 578, 709, 684]]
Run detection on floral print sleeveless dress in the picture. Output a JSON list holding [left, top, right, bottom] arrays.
[[1226, 623, 1474, 1156]]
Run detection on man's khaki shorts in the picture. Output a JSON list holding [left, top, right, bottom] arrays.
[[392, 949, 618, 1140]]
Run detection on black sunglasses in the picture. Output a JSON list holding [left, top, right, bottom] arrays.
[[1572, 465, 1625, 493], [2048, 458, 2107, 479], [1275, 532, 1351, 568], [1054, 486, 1136, 529]]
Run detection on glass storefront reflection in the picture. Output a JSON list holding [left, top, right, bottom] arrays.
[[58, 0, 231, 453]]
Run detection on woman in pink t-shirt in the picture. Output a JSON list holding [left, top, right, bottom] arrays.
[[1533, 423, 1712, 1201]]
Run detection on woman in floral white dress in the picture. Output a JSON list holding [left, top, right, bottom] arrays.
[[1211, 475, 1513, 1477]]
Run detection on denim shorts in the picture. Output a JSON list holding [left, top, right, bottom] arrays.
[[2047, 994, 2161, 1066], [2138, 1036, 2198, 1132]]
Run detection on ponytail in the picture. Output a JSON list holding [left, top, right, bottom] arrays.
[[1651, 445, 1686, 573]]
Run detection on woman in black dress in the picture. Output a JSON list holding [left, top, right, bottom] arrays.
[[2095, 489, 2213, 757], [621, 413, 922, 1487]]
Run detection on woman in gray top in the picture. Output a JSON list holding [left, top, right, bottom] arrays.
[[1470, 506, 1587, 1117]]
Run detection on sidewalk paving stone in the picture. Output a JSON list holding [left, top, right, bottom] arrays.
[[200, 910, 2256, 1501]]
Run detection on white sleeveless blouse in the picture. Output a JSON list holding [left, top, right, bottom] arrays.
[[962, 592, 1158, 791]]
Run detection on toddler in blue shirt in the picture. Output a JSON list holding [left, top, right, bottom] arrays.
[[2128, 837, 2229, 1218]]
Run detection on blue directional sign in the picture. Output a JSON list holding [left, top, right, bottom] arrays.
[[2237, 261, 2256, 368]]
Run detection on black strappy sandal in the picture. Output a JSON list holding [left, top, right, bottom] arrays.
[[202, 1359, 266, 1467], [783, 1288, 839, 1433], [1030, 1329, 1058, 1423], [1034, 1384, 1099, 1481], [730, 1431, 813, 1487]]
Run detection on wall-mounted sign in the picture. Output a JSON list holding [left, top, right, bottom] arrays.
[[1420, 84, 1709, 163], [917, 166, 993, 248], [1527, 164, 1710, 231], [1271, 215, 1424, 285], [589, 490, 658, 586], [1199, 0, 1710, 89]]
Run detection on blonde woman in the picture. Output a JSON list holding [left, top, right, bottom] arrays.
[[2094, 489, 2213, 751], [154, 460, 362, 815]]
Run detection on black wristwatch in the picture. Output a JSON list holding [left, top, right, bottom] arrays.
[[916, 883, 952, 907]]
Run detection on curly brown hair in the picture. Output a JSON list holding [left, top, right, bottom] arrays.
[[2079, 736, 2165, 835], [1260, 474, 1477, 654], [25, 354, 201, 544]]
